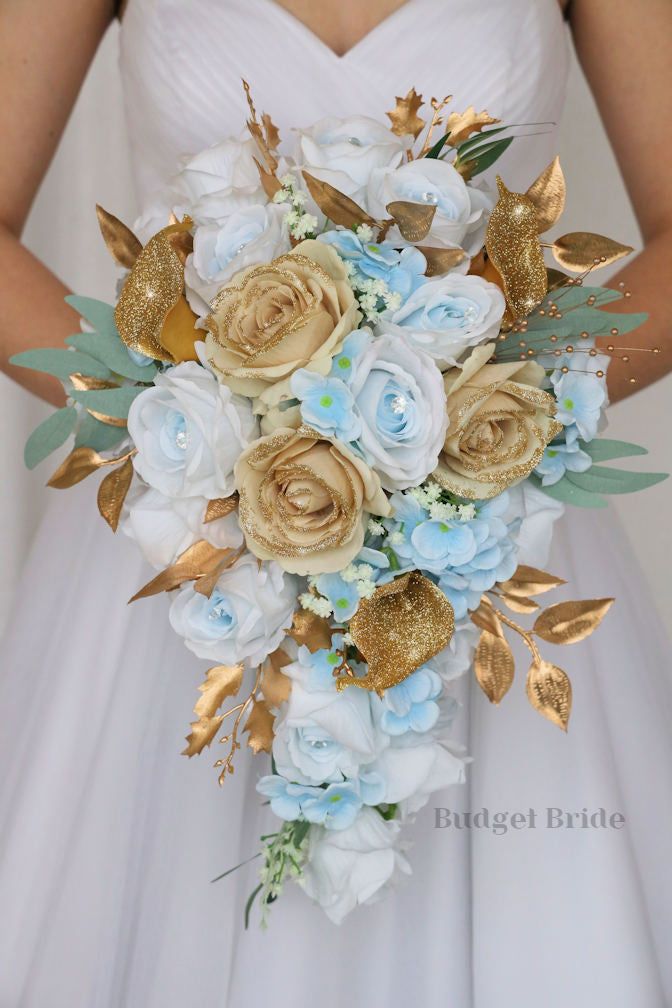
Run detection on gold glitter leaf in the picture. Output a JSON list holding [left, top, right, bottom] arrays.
[[260, 648, 292, 707], [470, 598, 505, 637], [286, 610, 334, 653], [552, 233, 633, 272], [416, 246, 467, 277], [474, 629, 515, 704], [485, 176, 548, 318], [204, 495, 239, 523], [386, 87, 425, 139], [525, 157, 566, 234], [183, 664, 244, 757], [338, 572, 454, 693], [446, 106, 500, 146], [97, 456, 133, 532], [386, 201, 436, 242], [500, 565, 566, 598], [95, 205, 142, 269], [302, 171, 377, 229], [244, 698, 275, 754], [47, 446, 134, 489], [533, 598, 614, 645], [526, 659, 572, 731]]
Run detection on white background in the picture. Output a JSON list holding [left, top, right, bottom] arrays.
[[1, 25, 669, 635]]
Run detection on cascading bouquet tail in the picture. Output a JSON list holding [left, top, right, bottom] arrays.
[[13, 83, 667, 925]]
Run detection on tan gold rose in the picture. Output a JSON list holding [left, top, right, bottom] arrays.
[[434, 343, 562, 499], [204, 239, 360, 407], [234, 426, 391, 575]]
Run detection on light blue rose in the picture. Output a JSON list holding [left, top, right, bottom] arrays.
[[302, 781, 363, 830]]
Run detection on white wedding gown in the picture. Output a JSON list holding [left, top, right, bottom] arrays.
[[1, 1, 671, 1005]]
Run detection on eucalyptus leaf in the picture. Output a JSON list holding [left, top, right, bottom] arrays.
[[65, 295, 118, 337], [10, 348, 111, 382], [529, 472, 607, 508], [66, 332, 157, 382], [540, 286, 623, 311], [568, 465, 668, 495], [24, 406, 77, 469], [70, 386, 144, 419], [74, 412, 127, 451], [582, 438, 648, 462]]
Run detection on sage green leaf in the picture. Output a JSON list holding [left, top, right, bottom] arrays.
[[66, 332, 157, 382], [74, 412, 127, 451], [529, 473, 607, 508], [65, 295, 117, 337], [24, 406, 77, 469], [540, 286, 623, 311], [568, 465, 668, 495], [70, 386, 144, 419], [583, 438, 648, 462], [10, 348, 111, 382]]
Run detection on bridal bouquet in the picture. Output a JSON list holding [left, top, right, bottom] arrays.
[[14, 84, 666, 924]]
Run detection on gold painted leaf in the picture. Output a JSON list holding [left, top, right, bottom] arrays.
[[416, 246, 466, 277], [526, 156, 566, 234], [474, 629, 515, 704], [386, 201, 436, 242], [469, 598, 504, 637], [498, 593, 540, 615], [546, 267, 571, 292], [386, 87, 425, 139], [97, 456, 134, 532], [302, 171, 377, 229], [68, 374, 118, 392], [128, 541, 239, 603], [254, 157, 283, 200], [286, 610, 334, 653], [500, 565, 566, 598], [159, 295, 201, 363], [552, 233, 633, 272], [533, 598, 615, 645], [47, 446, 134, 489], [128, 562, 202, 603], [95, 204, 142, 269], [260, 648, 292, 707], [485, 176, 548, 318], [526, 659, 572, 731], [244, 698, 275, 754], [182, 663, 244, 757], [86, 409, 128, 428], [261, 112, 281, 151], [204, 495, 239, 523], [446, 106, 500, 146]]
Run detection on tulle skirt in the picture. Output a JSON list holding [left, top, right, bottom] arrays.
[[1, 484, 670, 1007]]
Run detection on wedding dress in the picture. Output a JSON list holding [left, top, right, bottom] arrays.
[[1, 1, 671, 1005]]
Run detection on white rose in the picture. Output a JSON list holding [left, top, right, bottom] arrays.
[[169, 554, 297, 667], [368, 738, 466, 813], [294, 115, 409, 206], [367, 158, 493, 254], [381, 273, 505, 368], [273, 675, 385, 785], [430, 621, 479, 683], [185, 204, 291, 312], [300, 807, 411, 924], [121, 484, 243, 570], [127, 361, 258, 499], [348, 330, 448, 491]]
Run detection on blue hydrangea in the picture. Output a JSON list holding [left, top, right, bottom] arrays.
[[386, 490, 519, 620], [301, 781, 363, 829], [552, 369, 606, 441], [256, 775, 322, 820], [319, 230, 427, 300], [379, 666, 442, 736], [293, 637, 350, 692], [290, 370, 361, 443], [535, 423, 592, 486], [313, 547, 393, 623]]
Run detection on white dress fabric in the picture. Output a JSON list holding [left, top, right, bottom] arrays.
[[1, 1, 671, 1005]]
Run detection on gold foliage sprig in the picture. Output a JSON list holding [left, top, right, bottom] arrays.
[[128, 540, 244, 603], [470, 565, 614, 731]]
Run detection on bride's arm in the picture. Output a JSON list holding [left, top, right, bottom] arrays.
[[0, 0, 115, 405], [569, 0, 672, 402]]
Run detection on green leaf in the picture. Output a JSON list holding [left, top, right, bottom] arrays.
[[454, 124, 510, 159], [529, 472, 607, 508], [210, 852, 261, 884], [461, 137, 514, 177], [24, 406, 77, 469], [74, 412, 127, 451], [424, 133, 451, 159], [66, 332, 157, 382], [292, 820, 311, 848], [65, 295, 118, 337], [568, 465, 668, 495], [244, 883, 263, 930], [70, 386, 144, 419], [10, 348, 111, 382], [582, 438, 649, 462]]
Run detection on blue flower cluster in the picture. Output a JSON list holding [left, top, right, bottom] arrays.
[[536, 361, 606, 485], [378, 665, 443, 736], [319, 229, 427, 301]]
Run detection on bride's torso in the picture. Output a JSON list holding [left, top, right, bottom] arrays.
[[118, 0, 569, 202]]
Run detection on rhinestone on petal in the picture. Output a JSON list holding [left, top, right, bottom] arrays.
[[391, 395, 408, 414]]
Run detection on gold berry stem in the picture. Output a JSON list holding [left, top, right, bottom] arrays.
[[214, 667, 262, 785], [484, 597, 542, 665]]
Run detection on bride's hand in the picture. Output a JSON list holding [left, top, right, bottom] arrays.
[[0, 0, 115, 405]]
